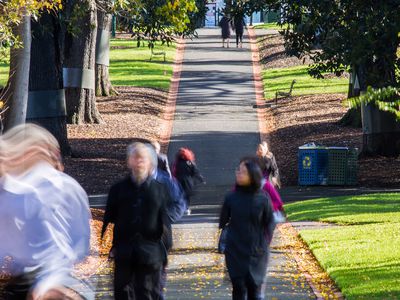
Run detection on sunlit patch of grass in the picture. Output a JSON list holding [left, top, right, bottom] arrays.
[[286, 193, 400, 299], [262, 65, 348, 100]]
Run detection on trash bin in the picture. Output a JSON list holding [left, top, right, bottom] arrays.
[[327, 147, 358, 185], [298, 143, 328, 185]]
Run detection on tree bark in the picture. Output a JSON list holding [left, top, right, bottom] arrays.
[[4, 12, 31, 130], [64, 0, 103, 124], [95, 9, 117, 96], [27, 12, 71, 155]]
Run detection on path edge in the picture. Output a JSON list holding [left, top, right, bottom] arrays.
[[248, 27, 268, 143], [159, 37, 186, 153]]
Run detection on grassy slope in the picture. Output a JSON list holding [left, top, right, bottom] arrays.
[[262, 65, 348, 100], [285, 193, 400, 299], [109, 39, 176, 90]]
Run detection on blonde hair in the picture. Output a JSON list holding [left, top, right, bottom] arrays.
[[0, 123, 61, 176]]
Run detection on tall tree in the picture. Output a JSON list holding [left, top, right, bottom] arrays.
[[95, 1, 117, 96], [27, 11, 71, 155], [279, 1, 400, 156], [117, 0, 197, 48], [5, 10, 31, 129], [0, 1, 62, 130], [63, 0, 102, 124]]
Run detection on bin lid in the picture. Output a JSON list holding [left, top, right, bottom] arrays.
[[328, 146, 349, 150], [298, 142, 327, 150]]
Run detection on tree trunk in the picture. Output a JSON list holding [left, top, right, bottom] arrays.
[[27, 12, 71, 155], [361, 104, 400, 157], [4, 12, 31, 130], [64, 0, 103, 124], [360, 61, 400, 157], [95, 9, 117, 96]]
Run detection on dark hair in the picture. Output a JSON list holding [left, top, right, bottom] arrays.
[[238, 156, 263, 192]]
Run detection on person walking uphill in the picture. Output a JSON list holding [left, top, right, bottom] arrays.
[[101, 142, 172, 300], [219, 157, 275, 300]]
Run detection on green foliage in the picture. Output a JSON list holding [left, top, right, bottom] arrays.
[[115, 0, 197, 48], [285, 193, 400, 299], [109, 39, 175, 89], [346, 86, 400, 121], [262, 65, 348, 100], [226, 0, 276, 17], [0, 0, 62, 60], [279, 1, 400, 88]]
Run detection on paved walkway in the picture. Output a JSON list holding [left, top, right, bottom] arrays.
[[87, 28, 400, 299], [164, 28, 315, 299]]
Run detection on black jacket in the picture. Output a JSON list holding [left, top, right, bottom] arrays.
[[174, 159, 204, 198], [102, 176, 171, 266], [219, 187, 275, 284]]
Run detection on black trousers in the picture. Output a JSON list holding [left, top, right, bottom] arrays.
[[231, 275, 262, 300], [114, 259, 162, 300], [236, 32, 243, 45]]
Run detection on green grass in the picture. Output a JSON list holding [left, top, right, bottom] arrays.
[[0, 39, 176, 90], [262, 65, 348, 100], [285, 193, 400, 299], [254, 22, 288, 30], [0, 59, 9, 88], [109, 39, 176, 90]]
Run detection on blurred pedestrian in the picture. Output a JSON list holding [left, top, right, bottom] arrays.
[[0, 124, 92, 300], [233, 15, 246, 48], [101, 142, 172, 300], [256, 141, 280, 187], [256, 141, 285, 223], [219, 157, 274, 300], [149, 144, 186, 299], [151, 140, 172, 178], [219, 14, 233, 48], [172, 147, 204, 215]]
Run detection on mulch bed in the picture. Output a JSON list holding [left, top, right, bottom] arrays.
[[258, 34, 400, 187], [64, 86, 168, 195]]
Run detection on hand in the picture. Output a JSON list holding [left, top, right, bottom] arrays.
[[271, 177, 278, 187]]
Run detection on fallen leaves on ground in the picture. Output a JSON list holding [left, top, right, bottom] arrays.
[[277, 223, 343, 299]]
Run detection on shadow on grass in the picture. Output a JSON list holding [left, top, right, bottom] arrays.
[[330, 262, 400, 300]]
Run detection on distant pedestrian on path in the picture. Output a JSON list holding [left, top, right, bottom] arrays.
[[219, 157, 275, 300], [219, 14, 233, 48], [233, 14, 246, 48], [101, 142, 172, 300], [172, 147, 204, 215], [151, 140, 172, 177]]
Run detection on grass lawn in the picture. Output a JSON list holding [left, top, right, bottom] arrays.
[[254, 22, 288, 30], [285, 193, 400, 299], [0, 39, 176, 90], [109, 39, 176, 90], [0, 59, 9, 88], [262, 65, 348, 100]]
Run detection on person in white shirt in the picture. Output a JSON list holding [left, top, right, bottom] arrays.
[[0, 124, 93, 300]]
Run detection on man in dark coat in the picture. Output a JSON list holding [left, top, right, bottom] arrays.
[[101, 142, 172, 300]]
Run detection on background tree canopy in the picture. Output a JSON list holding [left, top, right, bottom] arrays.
[[279, 0, 400, 90]]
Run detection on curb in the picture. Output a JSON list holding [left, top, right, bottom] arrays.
[[248, 27, 269, 143], [159, 37, 186, 153], [279, 223, 345, 300]]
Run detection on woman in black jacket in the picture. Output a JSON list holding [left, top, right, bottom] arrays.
[[219, 157, 275, 300]]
